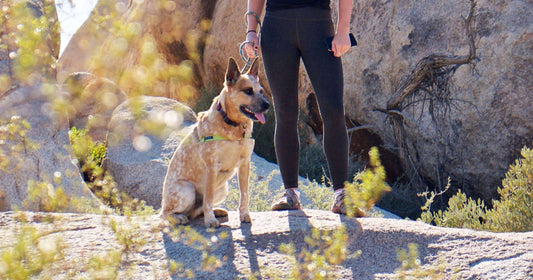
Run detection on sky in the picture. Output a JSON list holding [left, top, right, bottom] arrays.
[[55, 0, 97, 55]]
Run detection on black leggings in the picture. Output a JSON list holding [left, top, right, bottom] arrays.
[[261, 7, 348, 190]]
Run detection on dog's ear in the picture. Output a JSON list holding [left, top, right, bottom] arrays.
[[225, 57, 241, 86], [246, 57, 259, 78]]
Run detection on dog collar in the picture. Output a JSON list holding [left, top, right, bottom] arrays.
[[201, 134, 252, 143], [217, 103, 239, 127]]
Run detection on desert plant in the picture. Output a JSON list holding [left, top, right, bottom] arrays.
[[420, 145, 533, 232], [344, 147, 392, 217], [300, 178, 334, 210], [22, 180, 70, 213], [0, 0, 59, 87], [69, 127, 154, 215], [0, 222, 65, 280], [394, 243, 447, 280], [0, 115, 36, 171], [223, 164, 280, 212], [484, 145, 533, 232], [69, 127, 106, 180], [419, 189, 487, 230], [279, 225, 360, 280]]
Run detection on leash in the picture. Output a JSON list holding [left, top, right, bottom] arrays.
[[239, 11, 262, 73]]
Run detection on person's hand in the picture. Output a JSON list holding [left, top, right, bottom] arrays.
[[244, 31, 260, 59], [331, 32, 351, 57]]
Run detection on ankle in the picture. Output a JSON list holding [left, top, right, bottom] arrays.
[[286, 187, 300, 199], [334, 188, 344, 199]]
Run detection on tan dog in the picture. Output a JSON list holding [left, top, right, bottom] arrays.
[[161, 58, 269, 228]]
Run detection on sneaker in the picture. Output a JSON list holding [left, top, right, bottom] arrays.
[[331, 189, 347, 215], [271, 188, 301, 211], [331, 189, 366, 217]]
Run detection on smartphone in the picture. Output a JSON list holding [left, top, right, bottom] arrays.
[[325, 33, 357, 52]]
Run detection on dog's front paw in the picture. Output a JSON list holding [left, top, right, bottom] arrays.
[[240, 211, 251, 223], [165, 214, 189, 225], [204, 217, 220, 228]]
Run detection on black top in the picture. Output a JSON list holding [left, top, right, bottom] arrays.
[[266, 0, 330, 11]]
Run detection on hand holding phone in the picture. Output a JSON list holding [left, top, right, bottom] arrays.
[[325, 33, 357, 52]]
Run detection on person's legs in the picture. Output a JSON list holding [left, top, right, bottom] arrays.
[[262, 7, 350, 213]]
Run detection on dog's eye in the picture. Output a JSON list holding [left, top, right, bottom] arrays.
[[242, 88, 254, 96]]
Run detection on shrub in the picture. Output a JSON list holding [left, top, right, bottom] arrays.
[[394, 243, 447, 280], [344, 147, 391, 217], [222, 164, 278, 212], [420, 145, 533, 232], [419, 189, 487, 230], [279, 225, 360, 280], [69, 127, 154, 215], [0, 223, 65, 280], [484, 145, 533, 232], [0, 116, 35, 171]]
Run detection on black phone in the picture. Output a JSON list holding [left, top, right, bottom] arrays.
[[325, 33, 357, 51]]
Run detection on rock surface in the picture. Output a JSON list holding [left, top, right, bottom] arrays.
[[343, 0, 533, 198], [103, 96, 197, 208], [0, 0, 101, 212], [57, 0, 217, 102], [0, 86, 101, 211], [60, 72, 128, 143], [0, 210, 531, 279]]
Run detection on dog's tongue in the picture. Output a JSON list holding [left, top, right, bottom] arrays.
[[255, 113, 266, 124]]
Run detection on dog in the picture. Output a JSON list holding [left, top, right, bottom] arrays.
[[160, 57, 270, 228]]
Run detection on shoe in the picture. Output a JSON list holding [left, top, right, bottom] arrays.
[[332, 189, 366, 217], [271, 188, 301, 211], [331, 189, 347, 215]]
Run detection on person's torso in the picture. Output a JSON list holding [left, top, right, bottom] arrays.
[[266, 0, 330, 11]]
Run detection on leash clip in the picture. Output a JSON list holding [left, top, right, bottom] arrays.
[[239, 41, 258, 73]]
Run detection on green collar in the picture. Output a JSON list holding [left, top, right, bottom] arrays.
[[201, 134, 252, 143]]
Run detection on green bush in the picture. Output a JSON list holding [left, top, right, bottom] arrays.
[[419, 189, 487, 230], [0, 116, 36, 171], [394, 243, 447, 280], [484, 145, 533, 232], [222, 165, 279, 212], [344, 147, 391, 217], [68, 127, 153, 215], [0, 223, 65, 280], [279, 225, 360, 280], [420, 145, 533, 232]]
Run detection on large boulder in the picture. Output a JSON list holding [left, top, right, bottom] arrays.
[[0, 0, 101, 211], [60, 72, 128, 143], [343, 0, 533, 200], [57, 0, 217, 104], [56, 0, 130, 83], [103, 96, 197, 208], [0, 86, 101, 211]]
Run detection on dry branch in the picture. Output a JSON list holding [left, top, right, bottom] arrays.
[[382, 0, 478, 184]]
